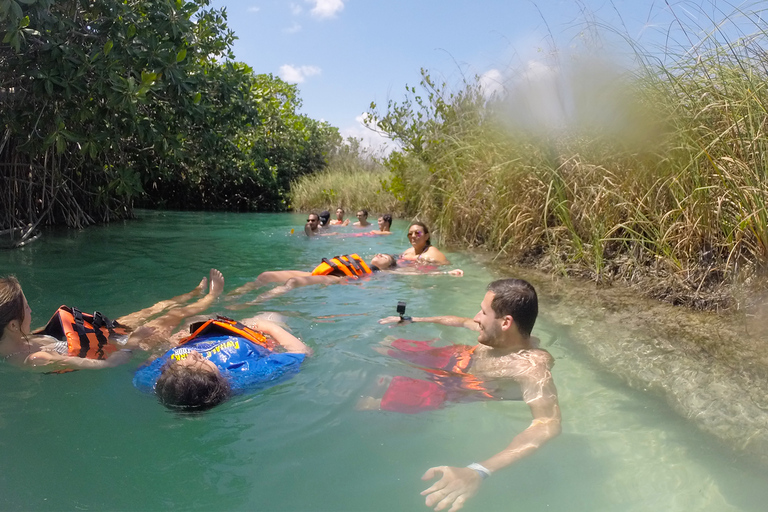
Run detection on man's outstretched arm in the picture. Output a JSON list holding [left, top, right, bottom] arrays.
[[420, 356, 561, 512], [379, 315, 478, 331]]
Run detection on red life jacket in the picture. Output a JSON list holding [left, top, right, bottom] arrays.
[[35, 305, 129, 360], [310, 253, 372, 278], [180, 316, 274, 350]]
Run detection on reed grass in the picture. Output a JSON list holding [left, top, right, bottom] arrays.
[[288, 145, 400, 215]]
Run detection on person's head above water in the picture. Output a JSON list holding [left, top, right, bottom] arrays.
[[318, 211, 331, 226], [154, 351, 232, 410], [0, 275, 31, 340], [335, 208, 345, 220], [378, 214, 392, 231], [407, 222, 432, 248], [482, 278, 538, 339], [306, 213, 320, 230], [369, 253, 398, 271]]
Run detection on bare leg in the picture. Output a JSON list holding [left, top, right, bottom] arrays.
[[246, 275, 342, 304], [127, 269, 224, 350], [227, 270, 311, 298], [117, 277, 208, 327]]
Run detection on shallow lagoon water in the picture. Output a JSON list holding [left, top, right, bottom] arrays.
[[1, 211, 766, 511]]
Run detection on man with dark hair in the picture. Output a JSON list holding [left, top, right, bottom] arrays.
[[353, 209, 371, 227], [378, 278, 560, 512]]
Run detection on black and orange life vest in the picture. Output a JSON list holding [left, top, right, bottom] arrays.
[[310, 253, 372, 278], [35, 305, 129, 360], [180, 316, 274, 350]]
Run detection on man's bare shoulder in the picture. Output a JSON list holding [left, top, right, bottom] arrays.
[[472, 347, 554, 379]]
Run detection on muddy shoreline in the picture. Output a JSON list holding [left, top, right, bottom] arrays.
[[480, 254, 768, 466]]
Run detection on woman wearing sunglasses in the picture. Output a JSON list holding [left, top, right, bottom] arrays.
[[401, 222, 450, 265]]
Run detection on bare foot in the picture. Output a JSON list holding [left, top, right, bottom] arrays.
[[195, 277, 207, 295], [209, 269, 224, 297], [356, 396, 382, 411]]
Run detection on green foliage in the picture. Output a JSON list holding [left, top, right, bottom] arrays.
[[365, 24, 768, 303], [289, 137, 399, 214], [1, 0, 340, 230]]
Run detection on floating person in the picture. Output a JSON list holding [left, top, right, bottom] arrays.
[[352, 209, 372, 228], [376, 278, 561, 512], [401, 222, 450, 265], [227, 253, 463, 304], [0, 272, 212, 369], [329, 207, 350, 226], [133, 309, 311, 411]]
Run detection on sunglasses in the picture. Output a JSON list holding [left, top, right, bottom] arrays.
[[408, 230, 424, 237], [307, 218, 318, 222]]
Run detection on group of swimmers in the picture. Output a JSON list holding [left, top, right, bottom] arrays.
[[305, 208, 393, 236], [0, 217, 560, 512]]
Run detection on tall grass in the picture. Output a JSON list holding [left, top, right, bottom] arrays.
[[335, 7, 768, 309], [289, 141, 400, 214]]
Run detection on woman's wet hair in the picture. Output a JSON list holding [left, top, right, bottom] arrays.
[[0, 275, 25, 334], [319, 210, 331, 226], [155, 360, 232, 411], [371, 254, 398, 271], [381, 214, 392, 226], [410, 222, 432, 246], [487, 279, 538, 338]]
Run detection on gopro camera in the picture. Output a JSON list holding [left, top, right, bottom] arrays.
[[396, 301, 411, 323]]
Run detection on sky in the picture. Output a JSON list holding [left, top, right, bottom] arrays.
[[208, 1, 765, 150]]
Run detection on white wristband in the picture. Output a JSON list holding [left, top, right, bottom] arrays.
[[466, 463, 492, 479]]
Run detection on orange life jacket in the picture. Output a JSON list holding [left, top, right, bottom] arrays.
[[35, 305, 128, 360], [310, 253, 372, 278], [180, 316, 274, 350]]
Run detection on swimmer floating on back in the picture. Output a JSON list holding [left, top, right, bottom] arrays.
[[227, 253, 463, 304], [0, 273, 210, 369]]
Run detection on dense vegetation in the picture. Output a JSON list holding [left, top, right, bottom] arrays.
[[300, 12, 768, 309], [0, 0, 339, 244]]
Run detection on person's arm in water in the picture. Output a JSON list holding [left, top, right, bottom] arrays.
[[24, 347, 133, 369], [378, 313, 478, 330], [419, 352, 561, 512], [240, 317, 313, 356], [245, 275, 343, 305], [391, 268, 464, 277]]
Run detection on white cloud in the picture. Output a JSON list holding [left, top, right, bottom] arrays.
[[278, 64, 321, 84], [247, 6, 260, 13], [339, 113, 397, 156], [290, 3, 303, 15], [307, 0, 344, 19], [285, 22, 302, 34], [478, 68, 504, 98]]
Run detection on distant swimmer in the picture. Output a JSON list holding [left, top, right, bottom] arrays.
[[377, 279, 560, 512], [353, 209, 372, 228], [329, 207, 350, 226], [305, 212, 338, 237], [369, 213, 393, 235], [401, 222, 450, 265], [227, 253, 463, 304]]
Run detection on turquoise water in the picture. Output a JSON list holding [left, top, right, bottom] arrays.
[[0, 211, 766, 511]]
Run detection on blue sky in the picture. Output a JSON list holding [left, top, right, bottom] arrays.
[[209, 1, 764, 148]]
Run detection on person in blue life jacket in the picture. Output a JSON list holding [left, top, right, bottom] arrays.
[[130, 269, 312, 410]]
